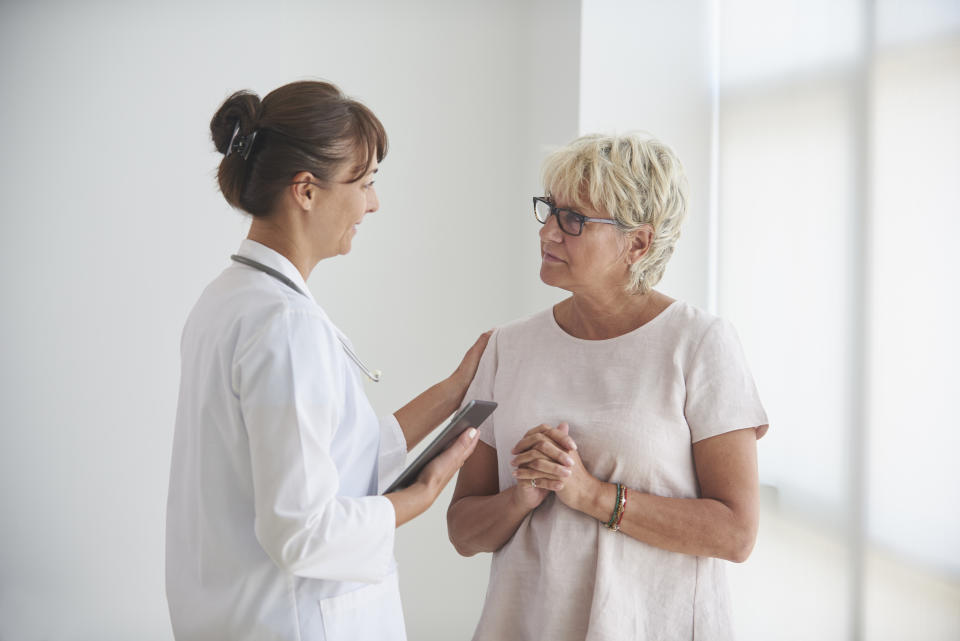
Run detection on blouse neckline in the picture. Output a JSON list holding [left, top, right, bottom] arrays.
[[547, 299, 681, 346]]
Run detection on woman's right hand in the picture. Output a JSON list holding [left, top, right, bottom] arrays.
[[509, 423, 577, 510]]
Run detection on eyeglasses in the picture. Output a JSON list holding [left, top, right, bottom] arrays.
[[533, 197, 620, 236]]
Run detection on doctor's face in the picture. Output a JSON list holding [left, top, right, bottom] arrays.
[[312, 158, 380, 258]]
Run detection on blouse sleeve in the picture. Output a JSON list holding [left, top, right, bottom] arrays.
[[460, 328, 500, 448], [235, 309, 397, 583], [684, 318, 769, 443]]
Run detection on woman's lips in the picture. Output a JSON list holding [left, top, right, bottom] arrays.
[[542, 250, 565, 263]]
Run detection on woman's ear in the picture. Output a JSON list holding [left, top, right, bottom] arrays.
[[625, 225, 654, 265], [290, 171, 318, 211]]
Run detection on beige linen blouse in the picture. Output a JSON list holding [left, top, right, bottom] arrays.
[[464, 301, 768, 641]]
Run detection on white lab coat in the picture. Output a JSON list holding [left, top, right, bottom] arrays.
[[166, 239, 408, 641]]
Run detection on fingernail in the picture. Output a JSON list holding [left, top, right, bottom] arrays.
[[564, 456, 574, 466], [557, 483, 564, 490], [562, 468, 572, 476], [468, 428, 477, 439], [512, 470, 518, 477]]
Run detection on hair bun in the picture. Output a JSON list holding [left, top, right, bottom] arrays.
[[210, 90, 261, 155]]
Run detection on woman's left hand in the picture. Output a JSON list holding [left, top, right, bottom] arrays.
[[511, 422, 601, 513]]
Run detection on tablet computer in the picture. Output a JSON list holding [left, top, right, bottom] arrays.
[[383, 399, 497, 494]]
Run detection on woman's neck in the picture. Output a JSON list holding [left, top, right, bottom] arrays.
[[555, 289, 673, 340], [247, 216, 317, 281]]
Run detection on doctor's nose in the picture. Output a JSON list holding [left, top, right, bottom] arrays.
[[367, 187, 380, 213]]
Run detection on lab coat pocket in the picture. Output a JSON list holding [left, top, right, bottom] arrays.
[[319, 571, 406, 641]]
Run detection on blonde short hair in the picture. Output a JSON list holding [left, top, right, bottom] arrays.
[[542, 132, 689, 294]]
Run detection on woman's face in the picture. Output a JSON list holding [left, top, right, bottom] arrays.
[[310, 158, 380, 259], [538, 198, 630, 295]]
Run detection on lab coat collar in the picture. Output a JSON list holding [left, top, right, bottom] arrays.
[[235, 239, 316, 304]]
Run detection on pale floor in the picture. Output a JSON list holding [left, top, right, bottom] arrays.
[[728, 498, 960, 641]]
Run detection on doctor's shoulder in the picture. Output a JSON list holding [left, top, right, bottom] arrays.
[[231, 293, 341, 362]]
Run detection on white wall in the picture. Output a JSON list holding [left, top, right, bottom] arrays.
[[579, 0, 715, 309], [1, 1, 735, 639], [0, 1, 579, 639]]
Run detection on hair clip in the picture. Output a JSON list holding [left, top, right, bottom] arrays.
[[226, 122, 259, 161]]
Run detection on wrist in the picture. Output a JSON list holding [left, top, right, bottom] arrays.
[[582, 478, 610, 521], [439, 375, 468, 413], [507, 485, 536, 513], [411, 476, 441, 503], [405, 480, 439, 516]]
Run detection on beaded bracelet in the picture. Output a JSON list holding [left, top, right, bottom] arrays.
[[614, 487, 627, 531], [604, 483, 626, 530]]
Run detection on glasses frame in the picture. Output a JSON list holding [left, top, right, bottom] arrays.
[[532, 196, 621, 236]]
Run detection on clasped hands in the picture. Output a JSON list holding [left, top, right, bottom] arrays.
[[510, 422, 599, 513]]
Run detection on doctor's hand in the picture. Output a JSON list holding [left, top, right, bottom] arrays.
[[386, 427, 480, 527], [394, 330, 492, 452], [509, 423, 577, 511], [445, 330, 493, 406]]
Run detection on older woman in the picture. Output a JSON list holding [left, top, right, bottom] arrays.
[[447, 133, 768, 641]]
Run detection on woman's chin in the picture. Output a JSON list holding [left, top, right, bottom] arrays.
[[539, 265, 564, 287]]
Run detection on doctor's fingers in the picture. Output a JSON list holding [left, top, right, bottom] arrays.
[[419, 427, 481, 489], [467, 330, 493, 357], [452, 331, 493, 380]]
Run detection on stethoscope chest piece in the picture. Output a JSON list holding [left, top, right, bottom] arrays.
[[337, 337, 382, 383]]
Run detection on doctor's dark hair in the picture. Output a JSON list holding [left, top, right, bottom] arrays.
[[210, 80, 388, 217]]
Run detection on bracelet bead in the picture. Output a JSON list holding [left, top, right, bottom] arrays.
[[604, 483, 625, 530], [614, 487, 627, 531]]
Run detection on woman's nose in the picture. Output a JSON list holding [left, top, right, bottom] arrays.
[[539, 212, 564, 241]]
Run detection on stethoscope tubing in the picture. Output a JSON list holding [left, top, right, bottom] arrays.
[[229, 254, 382, 382]]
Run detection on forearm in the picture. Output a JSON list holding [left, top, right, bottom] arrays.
[[394, 378, 461, 451], [447, 487, 533, 556], [573, 482, 757, 562], [385, 480, 441, 528], [394, 331, 491, 451]]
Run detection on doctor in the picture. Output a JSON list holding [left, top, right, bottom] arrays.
[[166, 80, 487, 641]]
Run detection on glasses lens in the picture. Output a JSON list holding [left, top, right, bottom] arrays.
[[558, 210, 582, 235], [534, 199, 552, 224], [534, 199, 583, 235]]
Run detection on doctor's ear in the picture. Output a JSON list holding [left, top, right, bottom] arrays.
[[290, 171, 319, 210], [624, 225, 654, 266]]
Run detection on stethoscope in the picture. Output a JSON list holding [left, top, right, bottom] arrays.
[[230, 254, 382, 383]]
